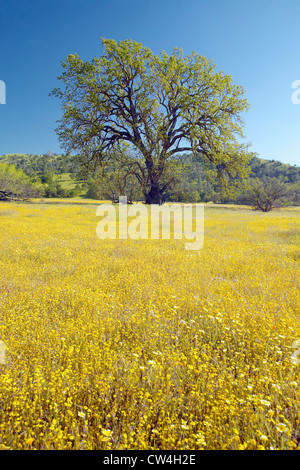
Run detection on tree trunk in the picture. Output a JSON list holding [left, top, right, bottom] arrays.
[[145, 183, 165, 205], [0, 190, 11, 201]]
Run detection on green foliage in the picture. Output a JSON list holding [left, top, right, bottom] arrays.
[[0, 154, 83, 199], [0, 163, 41, 200], [0, 153, 79, 177], [43, 182, 77, 198]]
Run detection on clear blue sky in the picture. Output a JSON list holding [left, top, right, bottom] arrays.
[[0, 0, 300, 165]]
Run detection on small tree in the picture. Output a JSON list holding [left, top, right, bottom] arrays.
[[243, 177, 287, 212], [0, 163, 41, 201]]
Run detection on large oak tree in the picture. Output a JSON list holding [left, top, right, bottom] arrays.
[[51, 38, 252, 204]]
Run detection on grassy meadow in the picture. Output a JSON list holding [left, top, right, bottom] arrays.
[[0, 201, 300, 449]]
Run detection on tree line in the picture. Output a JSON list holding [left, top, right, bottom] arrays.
[[0, 151, 299, 210]]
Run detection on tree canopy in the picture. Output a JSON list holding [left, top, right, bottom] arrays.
[[52, 38, 252, 203]]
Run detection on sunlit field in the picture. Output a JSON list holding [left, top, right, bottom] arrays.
[[0, 202, 300, 450]]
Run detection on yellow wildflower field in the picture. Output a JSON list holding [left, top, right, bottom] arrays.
[[0, 202, 300, 450]]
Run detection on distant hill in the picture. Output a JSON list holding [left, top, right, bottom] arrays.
[[176, 152, 300, 183], [249, 156, 300, 183], [0, 152, 79, 176]]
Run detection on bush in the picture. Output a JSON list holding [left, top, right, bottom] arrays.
[[42, 182, 78, 198]]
